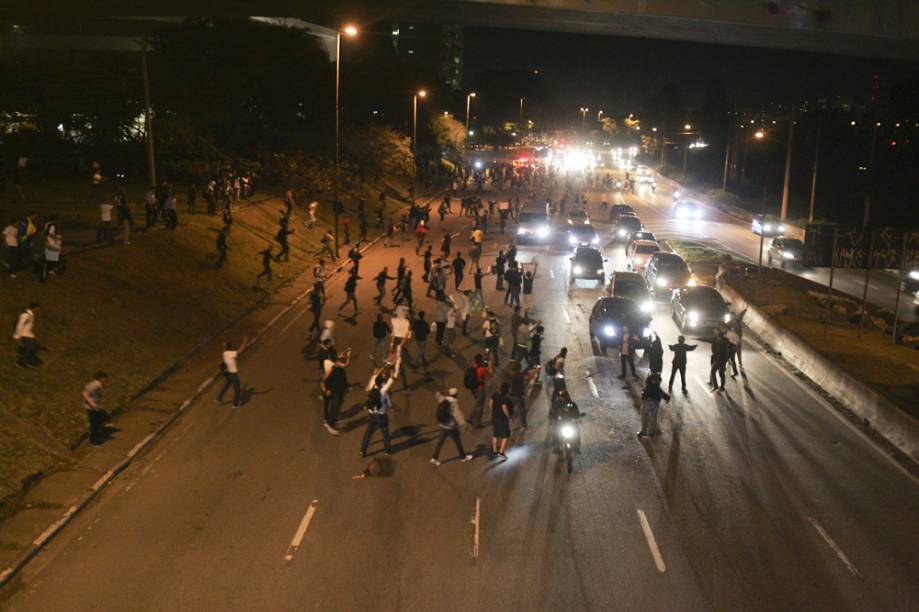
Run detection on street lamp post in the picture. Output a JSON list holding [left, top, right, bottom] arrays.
[[779, 107, 795, 221], [809, 114, 822, 223], [412, 89, 427, 198], [140, 38, 156, 187], [333, 25, 358, 258], [465, 92, 476, 138], [597, 110, 604, 121], [519, 97, 525, 123], [580, 107, 589, 125]]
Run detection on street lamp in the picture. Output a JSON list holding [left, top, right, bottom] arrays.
[[580, 107, 589, 125], [597, 109, 604, 121], [333, 24, 358, 257], [684, 123, 692, 130], [412, 89, 426, 194], [519, 97, 525, 123], [465, 92, 476, 137]]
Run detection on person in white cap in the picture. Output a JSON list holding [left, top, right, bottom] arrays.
[[431, 388, 474, 466]]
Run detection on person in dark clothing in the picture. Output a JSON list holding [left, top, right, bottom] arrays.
[[359, 214, 369, 242], [490, 382, 513, 458], [338, 271, 359, 316], [361, 374, 394, 457], [412, 310, 431, 369], [422, 245, 433, 282], [371, 314, 390, 363], [667, 335, 697, 394], [255, 246, 273, 286], [347, 243, 363, 276], [321, 351, 351, 435], [639, 373, 670, 437], [187, 184, 197, 214], [494, 250, 507, 291], [308, 283, 324, 334], [647, 333, 664, 375], [275, 224, 294, 261], [452, 252, 466, 289], [216, 227, 229, 269], [504, 266, 522, 307], [508, 361, 529, 429], [441, 232, 454, 258], [526, 325, 544, 370], [374, 267, 396, 305], [709, 328, 728, 392]]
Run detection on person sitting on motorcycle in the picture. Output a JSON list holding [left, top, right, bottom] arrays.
[[550, 389, 581, 453]]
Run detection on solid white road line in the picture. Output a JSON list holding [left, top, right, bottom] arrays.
[[471, 497, 481, 559], [693, 374, 714, 398], [636, 509, 667, 573], [563, 309, 571, 324], [285, 500, 319, 561], [586, 371, 599, 398], [808, 517, 862, 578]]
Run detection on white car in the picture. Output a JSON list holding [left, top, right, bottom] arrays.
[[627, 240, 660, 272]]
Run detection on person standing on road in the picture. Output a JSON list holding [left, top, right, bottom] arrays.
[[469, 353, 493, 427], [508, 361, 532, 429], [490, 382, 513, 459], [320, 349, 351, 435], [347, 242, 363, 276], [494, 250, 507, 291], [482, 310, 502, 367], [215, 226, 230, 269], [638, 373, 670, 437], [275, 223, 294, 262], [433, 297, 450, 347], [13, 303, 40, 368], [725, 327, 741, 378], [82, 371, 108, 447], [504, 264, 522, 307], [254, 246, 273, 286], [452, 290, 471, 336], [617, 326, 639, 379], [217, 336, 250, 409], [371, 314, 390, 363], [648, 332, 664, 375], [431, 388, 473, 465], [526, 324, 544, 370], [361, 373, 394, 457], [441, 232, 457, 259], [422, 245, 433, 283], [412, 310, 431, 370], [337, 270, 360, 317], [374, 267, 396, 306], [709, 328, 728, 392], [308, 282, 324, 335], [667, 335, 697, 394], [452, 252, 466, 289]]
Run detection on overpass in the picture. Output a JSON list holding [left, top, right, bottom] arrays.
[[3, 0, 918, 59]]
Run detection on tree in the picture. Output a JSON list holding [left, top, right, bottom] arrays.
[[343, 125, 415, 184], [429, 114, 466, 165], [600, 117, 620, 139]]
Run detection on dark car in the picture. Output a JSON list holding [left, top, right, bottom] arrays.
[[752, 214, 786, 237], [569, 246, 606, 283], [644, 252, 692, 298], [672, 200, 702, 220], [613, 214, 643, 242], [588, 296, 652, 354], [515, 207, 552, 244], [610, 272, 653, 314], [625, 230, 657, 253], [767, 237, 805, 268], [671, 286, 732, 333], [608, 204, 634, 224], [901, 270, 919, 294], [567, 223, 600, 248]]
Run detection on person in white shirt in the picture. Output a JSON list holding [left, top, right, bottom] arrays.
[[41, 233, 62, 282], [82, 371, 108, 446], [97, 201, 114, 242], [3, 219, 18, 277], [216, 336, 249, 409], [360, 370, 395, 456], [389, 308, 413, 365], [13, 303, 40, 367]]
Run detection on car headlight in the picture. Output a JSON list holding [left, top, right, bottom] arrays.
[[675, 207, 688, 219], [692, 209, 702, 219], [656, 277, 667, 287], [909, 270, 919, 280], [603, 325, 615, 337], [764, 224, 773, 232], [568, 235, 577, 245], [723, 313, 732, 323], [640, 301, 653, 313], [618, 229, 626, 237], [517, 228, 526, 235], [537, 226, 550, 237], [583, 219, 590, 225], [687, 276, 698, 287], [573, 265, 583, 274], [591, 236, 599, 244], [596, 268, 604, 274], [642, 327, 652, 337], [782, 251, 795, 259], [778, 225, 786, 233], [560, 424, 576, 440], [688, 311, 700, 322]]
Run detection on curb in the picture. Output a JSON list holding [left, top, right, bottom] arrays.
[[0, 188, 444, 590]]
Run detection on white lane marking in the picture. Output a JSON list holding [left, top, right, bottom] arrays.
[[471, 497, 481, 559], [636, 509, 667, 573], [808, 517, 862, 578], [563, 309, 571, 324], [744, 334, 919, 488], [693, 374, 714, 398], [285, 500, 319, 561], [549, 268, 555, 279], [586, 371, 599, 398]]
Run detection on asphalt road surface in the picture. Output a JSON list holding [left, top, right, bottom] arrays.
[[4, 179, 919, 611]]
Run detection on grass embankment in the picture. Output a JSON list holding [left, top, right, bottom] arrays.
[[0, 176, 408, 505]]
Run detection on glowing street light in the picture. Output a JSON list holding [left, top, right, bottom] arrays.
[[412, 90, 427, 185], [684, 123, 692, 130], [580, 107, 589, 125], [465, 92, 476, 136], [754, 130, 765, 139], [333, 24, 359, 256]]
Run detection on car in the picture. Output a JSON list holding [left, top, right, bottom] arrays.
[[567, 223, 600, 247], [752, 214, 785, 237], [566, 208, 590, 225], [569, 246, 606, 283], [671, 286, 732, 333], [767, 237, 805, 268], [610, 271, 653, 314], [515, 207, 552, 243], [901, 269, 919, 294], [608, 203, 634, 224], [627, 240, 660, 272], [644, 252, 693, 297], [588, 296, 652, 354], [636, 166, 654, 184], [613, 214, 642, 241], [625, 230, 657, 253], [672, 200, 702, 220]]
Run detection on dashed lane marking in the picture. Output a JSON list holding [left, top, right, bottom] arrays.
[[637, 509, 667, 573], [471, 497, 481, 559], [586, 371, 599, 398], [693, 374, 714, 398], [808, 517, 862, 578], [285, 500, 319, 561]]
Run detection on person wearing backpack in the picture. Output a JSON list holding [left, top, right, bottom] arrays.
[[430, 388, 473, 466], [361, 373, 394, 457]]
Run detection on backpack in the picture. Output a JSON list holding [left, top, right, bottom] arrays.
[[366, 387, 382, 411], [436, 399, 453, 425], [463, 366, 479, 390]]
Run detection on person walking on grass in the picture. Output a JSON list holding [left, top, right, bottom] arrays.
[[217, 336, 250, 409], [638, 373, 670, 437], [254, 246, 273, 286], [82, 371, 108, 447], [13, 303, 40, 368], [215, 226, 230, 269], [667, 335, 697, 395], [338, 270, 360, 317], [431, 388, 474, 466], [319, 231, 335, 260], [490, 382, 513, 459]]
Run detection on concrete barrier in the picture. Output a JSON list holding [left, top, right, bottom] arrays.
[[720, 282, 919, 462]]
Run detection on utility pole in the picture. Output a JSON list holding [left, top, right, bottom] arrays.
[[722, 121, 732, 192], [465, 92, 476, 137], [140, 38, 156, 187], [682, 144, 689, 176], [519, 97, 525, 123], [808, 114, 822, 223], [863, 120, 878, 226], [333, 31, 342, 257], [779, 107, 795, 221]]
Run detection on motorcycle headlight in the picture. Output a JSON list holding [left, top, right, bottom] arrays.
[[618, 229, 626, 237], [782, 251, 795, 259], [640, 301, 653, 313], [573, 265, 583, 274], [603, 325, 615, 337], [673, 190, 681, 198], [723, 313, 732, 323], [537, 226, 550, 238], [560, 424, 576, 440], [687, 277, 698, 287], [656, 277, 667, 287], [688, 311, 700, 322]]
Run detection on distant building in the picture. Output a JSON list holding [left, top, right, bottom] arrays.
[[390, 22, 463, 92]]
